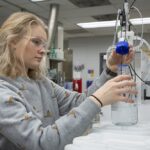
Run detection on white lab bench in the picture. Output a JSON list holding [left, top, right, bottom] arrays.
[[65, 103, 150, 150]]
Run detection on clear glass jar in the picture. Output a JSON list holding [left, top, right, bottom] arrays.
[[111, 64, 138, 126]]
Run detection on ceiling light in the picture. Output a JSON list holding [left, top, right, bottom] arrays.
[[77, 17, 150, 28], [131, 18, 150, 25], [78, 20, 116, 28], [30, 0, 44, 1]]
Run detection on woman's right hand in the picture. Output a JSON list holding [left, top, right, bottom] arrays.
[[90, 75, 137, 107]]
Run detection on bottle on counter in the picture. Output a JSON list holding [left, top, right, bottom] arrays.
[[111, 64, 138, 126]]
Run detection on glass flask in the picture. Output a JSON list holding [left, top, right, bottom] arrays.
[[111, 64, 138, 126]]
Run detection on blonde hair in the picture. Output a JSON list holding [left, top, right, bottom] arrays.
[[0, 12, 48, 79]]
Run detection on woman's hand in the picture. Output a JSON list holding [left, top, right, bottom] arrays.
[[90, 75, 137, 107], [106, 46, 135, 72]]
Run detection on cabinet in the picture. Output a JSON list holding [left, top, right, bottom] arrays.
[[48, 49, 73, 86], [50, 58, 65, 70], [48, 57, 65, 85]]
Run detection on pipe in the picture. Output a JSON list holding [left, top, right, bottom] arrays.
[[47, 3, 59, 50]]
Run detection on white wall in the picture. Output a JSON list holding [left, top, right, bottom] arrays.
[[69, 35, 113, 91], [69, 34, 150, 90]]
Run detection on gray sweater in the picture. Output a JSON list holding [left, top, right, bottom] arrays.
[[0, 70, 111, 150]]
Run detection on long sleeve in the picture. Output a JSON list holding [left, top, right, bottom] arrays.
[[86, 68, 113, 96], [51, 69, 112, 115], [0, 69, 111, 150], [0, 79, 100, 150]]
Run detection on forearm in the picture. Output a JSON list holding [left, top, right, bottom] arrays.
[[86, 69, 114, 96]]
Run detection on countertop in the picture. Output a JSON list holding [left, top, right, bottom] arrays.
[[65, 121, 150, 150], [65, 102, 150, 150]]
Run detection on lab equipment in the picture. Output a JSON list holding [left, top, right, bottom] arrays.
[[111, 64, 138, 126], [106, 0, 150, 126], [116, 40, 129, 55]]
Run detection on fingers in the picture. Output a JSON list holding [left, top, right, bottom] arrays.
[[121, 46, 135, 64], [124, 50, 135, 63], [116, 81, 137, 103], [116, 87, 138, 95], [112, 50, 118, 57], [110, 75, 132, 82], [116, 79, 136, 88], [118, 95, 135, 103]]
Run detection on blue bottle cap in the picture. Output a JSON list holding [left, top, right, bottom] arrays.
[[116, 41, 129, 55]]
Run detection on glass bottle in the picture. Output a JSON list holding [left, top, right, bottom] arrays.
[[111, 64, 138, 126]]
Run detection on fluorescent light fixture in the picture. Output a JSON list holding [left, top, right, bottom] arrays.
[[131, 18, 150, 25], [77, 17, 150, 28], [78, 20, 116, 28], [30, 0, 43, 1]]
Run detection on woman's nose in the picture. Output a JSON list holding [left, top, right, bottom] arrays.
[[38, 47, 46, 55]]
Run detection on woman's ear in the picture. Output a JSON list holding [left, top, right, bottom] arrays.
[[9, 43, 16, 51], [9, 39, 17, 50]]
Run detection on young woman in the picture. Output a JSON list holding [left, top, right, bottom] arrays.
[[0, 12, 136, 150]]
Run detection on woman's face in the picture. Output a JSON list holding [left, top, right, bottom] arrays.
[[14, 24, 47, 71]]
